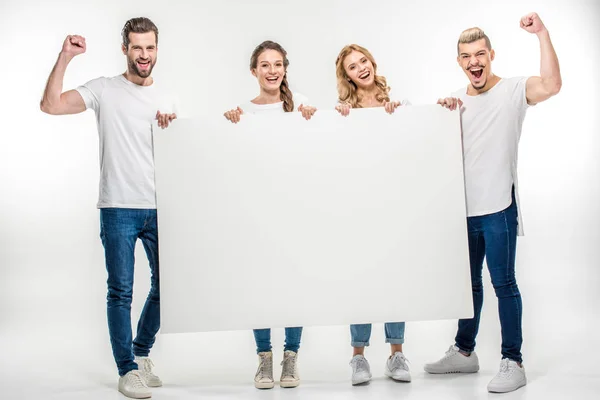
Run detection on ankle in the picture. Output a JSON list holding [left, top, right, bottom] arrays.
[[390, 345, 403, 354], [353, 347, 365, 357]]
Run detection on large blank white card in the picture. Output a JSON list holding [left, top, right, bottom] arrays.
[[154, 106, 472, 333]]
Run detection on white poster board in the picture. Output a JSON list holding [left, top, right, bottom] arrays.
[[154, 106, 473, 333]]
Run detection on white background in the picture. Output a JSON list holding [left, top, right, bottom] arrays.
[[1, 0, 599, 398]]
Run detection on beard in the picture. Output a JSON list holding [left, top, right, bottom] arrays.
[[127, 57, 155, 78], [472, 79, 486, 89]]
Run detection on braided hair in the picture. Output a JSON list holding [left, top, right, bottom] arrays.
[[250, 41, 294, 112]]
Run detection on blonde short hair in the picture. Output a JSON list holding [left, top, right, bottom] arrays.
[[457, 27, 491, 54]]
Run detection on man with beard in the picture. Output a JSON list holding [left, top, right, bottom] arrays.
[[40, 17, 176, 399], [425, 12, 561, 394]]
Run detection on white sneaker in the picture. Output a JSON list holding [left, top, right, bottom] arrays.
[[280, 350, 300, 388], [350, 355, 372, 385], [487, 359, 527, 393], [254, 351, 274, 389], [424, 345, 480, 374], [118, 370, 151, 399], [134, 356, 163, 387], [384, 351, 411, 382]]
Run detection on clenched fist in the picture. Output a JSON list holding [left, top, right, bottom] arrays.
[[520, 13, 547, 35], [61, 35, 86, 58]]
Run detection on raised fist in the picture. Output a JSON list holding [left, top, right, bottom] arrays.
[[61, 35, 86, 57], [520, 13, 547, 34]]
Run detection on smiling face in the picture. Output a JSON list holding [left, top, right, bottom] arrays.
[[122, 31, 157, 78], [251, 49, 286, 92], [457, 38, 495, 90], [343, 50, 376, 90]]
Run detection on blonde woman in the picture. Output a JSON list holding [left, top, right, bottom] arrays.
[[335, 44, 411, 386], [223, 40, 316, 390]]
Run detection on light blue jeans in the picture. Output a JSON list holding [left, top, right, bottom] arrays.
[[350, 322, 405, 347]]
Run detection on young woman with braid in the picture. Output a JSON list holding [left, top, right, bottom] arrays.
[[223, 40, 315, 390], [224, 40, 316, 123], [334, 44, 412, 387]]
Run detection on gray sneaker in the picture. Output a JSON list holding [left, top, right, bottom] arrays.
[[350, 354, 372, 385], [280, 350, 300, 388], [384, 351, 411, 382], [254, 351, 274, 389], [424, 345, 480, 374]]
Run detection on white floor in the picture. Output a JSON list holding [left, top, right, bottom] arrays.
[[11, 373, 597, 400], [2, 318, 599, 400]]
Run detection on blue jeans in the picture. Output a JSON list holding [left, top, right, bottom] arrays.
[[455, 191, 523, 363], [350, 322, 406, 347], [253, 328, 303, 353], [100, 208, 161, 376]]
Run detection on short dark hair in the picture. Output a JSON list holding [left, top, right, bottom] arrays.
[[122, 17, 159, 49]]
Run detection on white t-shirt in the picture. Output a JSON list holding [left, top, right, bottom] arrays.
[[239, 92, 309, 114], [452, 77, 530, 235], [76, 75, 177, 209]]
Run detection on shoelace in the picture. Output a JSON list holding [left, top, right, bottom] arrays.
[[140, 358, 155, 373], [258, 355, 273, 379], [442, 345, 458, 360], [498, 359, 514, 378], [390, 353, 409, 370], [350, 357, 369, 373], [128, 371, 148, 389], [281, 354, 297, 377]]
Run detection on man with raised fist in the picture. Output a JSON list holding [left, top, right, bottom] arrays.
[[426, 12, 561, 393], [40, 17, 177, 399]]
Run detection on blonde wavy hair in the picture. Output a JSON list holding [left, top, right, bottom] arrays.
[[335, 44, 390, 108]]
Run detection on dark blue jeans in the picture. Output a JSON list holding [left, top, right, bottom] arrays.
[[253, 328, 303, 353], [100, 208, 160, 376], [455, 192, 523, 363]]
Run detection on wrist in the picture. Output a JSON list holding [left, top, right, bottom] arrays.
[[58, 51, 74, 63], [535, 28, 550, 39]]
